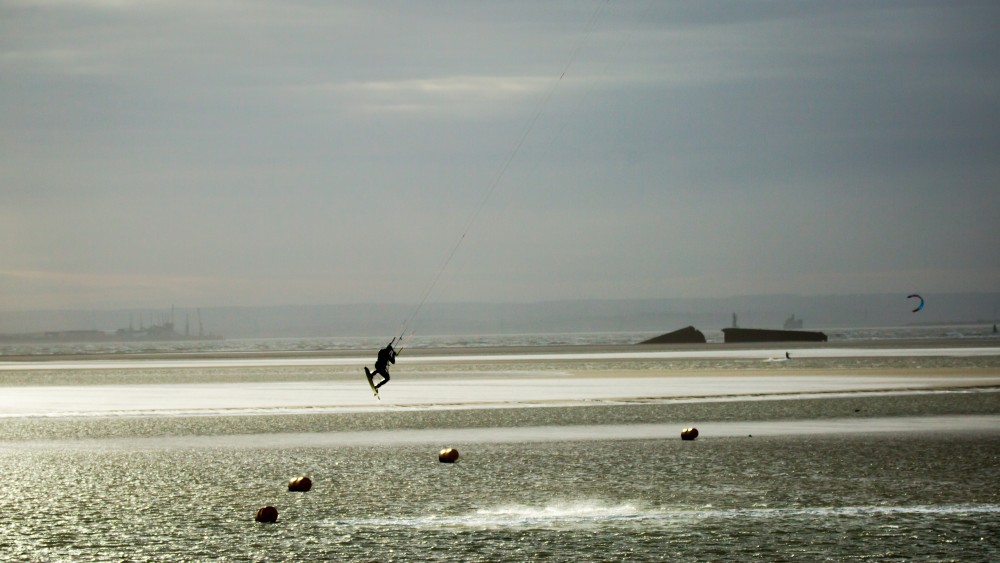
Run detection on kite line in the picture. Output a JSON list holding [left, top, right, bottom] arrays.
[[392, 0, 611, 351]]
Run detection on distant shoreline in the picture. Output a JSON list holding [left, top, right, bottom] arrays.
[[1, 336, 998, 363]]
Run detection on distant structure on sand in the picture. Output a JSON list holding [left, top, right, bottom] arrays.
[[639, 326, 706, 344], [723, 328, 827, 343]]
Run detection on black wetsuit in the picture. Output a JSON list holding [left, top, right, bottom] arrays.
[[369, 345, 396, 389]]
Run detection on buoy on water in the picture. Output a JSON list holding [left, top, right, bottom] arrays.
[[681, 427, 699, 441], [438, 448, 460, 463], [288, 476, 312, 492], [255, 506, 278, 523]]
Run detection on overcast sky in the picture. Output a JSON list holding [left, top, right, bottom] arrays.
[[2, 0, 998, 312]]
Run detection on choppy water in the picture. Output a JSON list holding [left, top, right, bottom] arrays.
[[2, 430, 998, 561], [1, 335, 999, 560]]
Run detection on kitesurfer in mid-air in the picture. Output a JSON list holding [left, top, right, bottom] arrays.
[[365, 342, 396, 390]]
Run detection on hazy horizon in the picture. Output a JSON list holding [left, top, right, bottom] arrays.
[[2, 292, 997, 339], [3, 1, 998, 313]]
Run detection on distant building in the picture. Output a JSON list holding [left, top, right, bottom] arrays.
[[783, 314, 803, 329]]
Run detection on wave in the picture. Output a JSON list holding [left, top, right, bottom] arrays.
[[326, 502, 1000, 529]]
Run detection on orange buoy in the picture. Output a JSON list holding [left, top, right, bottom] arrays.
[[681, 427, 699, 441], [288, 476, 312, 492], [255, 506, 278, 523], [438, 448, 460, 463]]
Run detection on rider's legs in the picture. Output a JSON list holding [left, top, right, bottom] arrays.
[[374, 368, 390, 389]]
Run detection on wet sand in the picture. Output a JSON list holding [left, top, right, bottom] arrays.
[[0, 340, 998, 412], [2, 370, 998, 415], [0, 339, 997, 445]]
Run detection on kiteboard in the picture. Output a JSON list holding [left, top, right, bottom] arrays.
[[364, 367, 380, 400]]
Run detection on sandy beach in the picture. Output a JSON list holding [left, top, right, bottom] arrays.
[[1, 338, 998, 443]]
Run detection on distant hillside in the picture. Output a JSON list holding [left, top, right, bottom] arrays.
[[1, 293, 997, 339]]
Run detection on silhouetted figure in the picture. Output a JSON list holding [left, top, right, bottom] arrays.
[[365, 342, 396, 390], [785, 351, 791, 359]]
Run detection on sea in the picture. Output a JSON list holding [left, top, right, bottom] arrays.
[[1, 324, 998, 356], [1, 326, 998, 561]]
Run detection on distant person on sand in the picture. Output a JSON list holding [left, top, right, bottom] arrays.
[[365, 342, 396, 390]]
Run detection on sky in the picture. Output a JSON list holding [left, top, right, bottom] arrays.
[[2, 0, 998, 312]]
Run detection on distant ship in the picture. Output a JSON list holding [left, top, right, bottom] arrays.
[[783, 314, 804, 330]]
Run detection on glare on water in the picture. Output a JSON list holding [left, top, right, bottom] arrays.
[[0, 338, 998, 561]]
